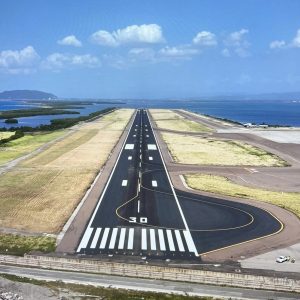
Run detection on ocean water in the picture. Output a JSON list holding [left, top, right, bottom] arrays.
[[0, 99, 300, 128]]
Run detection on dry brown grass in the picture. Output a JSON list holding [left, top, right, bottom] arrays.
[[150, 109, 211, 132], [185, 174, 300, 218], [162, 132, 287, 166], [0, 109, 133, 233]]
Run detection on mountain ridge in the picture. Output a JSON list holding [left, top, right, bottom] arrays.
[[0, 90, 57, 100]]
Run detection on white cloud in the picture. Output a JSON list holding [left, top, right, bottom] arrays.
[[291, 29, 300, 48], [269, 29, 300, 50], [57, 35, 82, 47], [128, 48, 156, 62], [226, 29, 249, 46], [221, 48, 230, 57], [159, 46, 199, 59], [224, 29, 250, 57], [90, 30, 119, 47], [193, 31, 217, 46], [90, 24, 165, 47], [42, 53, 101, 70], [269, 40, 286, 49], [0, 46, 40, 74]]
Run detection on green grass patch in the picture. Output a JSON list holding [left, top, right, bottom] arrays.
[[0, 130, 65, 165], [185, 174, 300, 218], [0, 132, 15, 140], [0, 234, 55, 256]]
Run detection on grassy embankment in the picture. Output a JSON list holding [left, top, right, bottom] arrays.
[[0, 109, 133, 255], [0, 132, 15, 140], [150, 109, 212, 132], [0, 274, 218, 300], [0, 235, 55, 256], [185, 174, 300, 218], [0, 130, 65, 165], [162, 132, 287, 166]]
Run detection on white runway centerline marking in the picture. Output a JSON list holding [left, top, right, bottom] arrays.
[[125, 144, 134, 150], [127, 228, 134, 250], [147, 144, 157, 150], [90, 228, 102, 249], [166, 230, 175, 251], [118, 228, 126, 249], [109, 228, 118, 249], [122, 180, 128, 186], [152, 180, 158, 187], [150, 229, 157, 250], [149, 156, 153, 161], [137, 200, 140, 213], [99, 228, 110, 249], [141, 228, 147, 250], [175, 230, 185, 252], [128, 156, 132, 160], [158, 229, 166, 251]]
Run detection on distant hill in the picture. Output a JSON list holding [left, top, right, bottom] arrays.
[[0, 90, 57, 100]]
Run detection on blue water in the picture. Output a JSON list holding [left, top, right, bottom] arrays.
[[1, 99, 300, 128]]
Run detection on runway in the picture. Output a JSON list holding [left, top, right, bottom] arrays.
[[76, 109, 282, 259]]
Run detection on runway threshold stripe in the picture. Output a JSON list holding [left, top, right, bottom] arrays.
[[90, 228, 102, 249], [118, 228, 126, 249], [183, 230, 197, 253], [99, 228, 110, 249], [166, 230, 175, 251], [141, 228, 147, 250], [77, 227, 93, 251], [158, 229, 166, 251], [175, 230, 185, 252], [150, 229, 156, 251], [108, 228, 118, 249], [127, 228, 134, 250]]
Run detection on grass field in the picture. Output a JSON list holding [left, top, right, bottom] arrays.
[[0, 234, 55, 256], [162, 132, 287, 166], [0, 132, 15, 140], [0, 109, 133, 233], [0, 131, 66, 165], [150, 109, 211, 132], [185, 174, 300, 218]]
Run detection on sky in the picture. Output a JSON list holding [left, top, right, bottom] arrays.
[[0, 0, 300, 98]]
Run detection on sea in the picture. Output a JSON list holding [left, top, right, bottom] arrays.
[[0, 99, 300, 128]]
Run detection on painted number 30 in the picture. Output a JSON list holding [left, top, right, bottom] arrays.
[[129, 217, 148, 223]]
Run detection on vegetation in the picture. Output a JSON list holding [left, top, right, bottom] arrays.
[[0, 132, 15, 140], [0, 130, 24, 146], [150, 109, 211, 132], [4, 118, 18, 124], [202, 114, 243, 125], [185, 174, 300, 218], [0, 109, 133, 233], [0, 233, 55, 256], [0, 274, 218, 299], [0, 107, 115, 132], [0, 107, 79, 119], [0, 89, 57, 100], [0, 130, 65, 165], [162, 132, 287, 166]]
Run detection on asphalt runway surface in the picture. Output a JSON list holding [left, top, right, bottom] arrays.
[[76, 109, 282, 259]]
